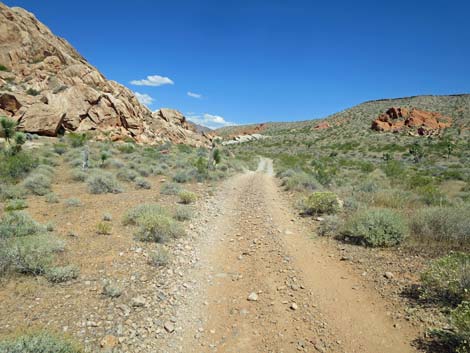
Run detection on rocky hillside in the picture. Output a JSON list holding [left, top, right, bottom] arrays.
[[235, 94, 470, 136], [0, 3, 208, 146]]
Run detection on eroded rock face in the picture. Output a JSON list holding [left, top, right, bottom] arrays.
[[0, 3, 208, 146], [372, 107, 452, 135]]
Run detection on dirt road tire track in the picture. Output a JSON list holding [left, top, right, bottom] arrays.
[[170, 159, 418, 353]]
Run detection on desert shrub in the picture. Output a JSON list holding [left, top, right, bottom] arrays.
[[421, 253, 470, 303], [343, 208, 408, 247], [70, 169, 87, 182], [65, 198, 81, 207], [178, 190, 197, 204], [102, 280, 122, 298], [4, 199, 27, 211], [410, 206, 470, 246], [148, 247, 170, 267], [45, 265, 79, 283], [122, 204, 167, 225], [96, 222, 112, 235], [117, 142, 135, 154], [160, 182, 182, 195], [66, 133, 87, 148], [369, 189, 411, 209], [0, 184, 26, 200], [53, 143, 67, 155], [0, 331, 82, 353], [124, 205, 184, 243], [26, 88, 40, 96], [116, 168, 138, 181], [302, 192, 340, 215], [317, 215, 344, 237], [22, 173, 51, 195], [173, 171, 191, 183], [137, 167, 151, 177], [282, 171, 320, 192], [0, 233, 64, 275], [0, 64, 9, 71], [102, 213, 112, 221], [0, 151, 37, 181], [415, 184, 448, 206], [134, 177, 151, 189], [0, 211, 44, 238], [86, 171, 122, 194], [174, 206, 193, 221], [45, 193, 59, 203], [452, 301, 470, 352]]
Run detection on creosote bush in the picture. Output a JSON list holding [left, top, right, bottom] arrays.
[[178, 190, 197, 204], [123, 204, 184, 243], [302, 192, 340, 215], [45, 265, 80, 283], [343, 208, 408, 247], [421, 253, 470, 303], [86, 171, 122, 194], [0, 331, 82, 353]]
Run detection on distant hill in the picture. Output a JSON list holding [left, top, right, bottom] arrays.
[[217, 94, 470, 137]]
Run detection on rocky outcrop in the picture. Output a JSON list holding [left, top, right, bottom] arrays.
[[222, 133, 268, 145], [371, 107, 452, 135], [0, 4, 209, 146], [312, 122, 330, 130]]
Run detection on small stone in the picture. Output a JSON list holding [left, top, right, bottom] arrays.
[[384, 272, 394, 280], [247, 292, 258, 301], [290, 302, 298, 310], [164, 321, 175, 333], [100, 335, 119, 349], [131, 296, 146, 307]]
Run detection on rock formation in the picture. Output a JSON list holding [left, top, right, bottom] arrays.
[[371, 107, 452, 135], [0, 4, 209, 146]]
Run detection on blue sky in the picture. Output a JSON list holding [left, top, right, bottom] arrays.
[[4, 0, 470, 128]]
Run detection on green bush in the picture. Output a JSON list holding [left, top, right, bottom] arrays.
[[174, 206, 193, 221], [66, 133, 87, 147], [0, 151, 37, 181], [148, 247, 170, 267], [124, 204, 184, 243], [302, 192, 340, 215], [0, 233, 64, 275], [136, 213, 184, 243], [65, 198, 81, 207], [0, 64, 9, 71], [45, 265, 79, 283], [53, 143, 68, 155], [160, 182, 182, 195], [134, 177, 151, 189], [122, 203, 167, 225], [45, 193, 59, 203], [282, 171, 320, 192], [116, 168, 138, 181], [102, 280, 122, 298], [0, 184, 26, 201], [86, 172, 122, 194], [70, 169, 87, 182], [4, 199, 27, 211], [317, 215, 344, 237], [0, 331, 82, 353], [173, 171, 191, 183], [96, 222, 112, 235], [0, 211, 44, 238], [343, 208, 408, 247], [178, 190, 197, 204], [421, 253, 470, 303], [452, 301, 470, 352], [22, 173, 51, 195], [410, 206, 470, 246]]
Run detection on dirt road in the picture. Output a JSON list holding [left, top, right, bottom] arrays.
[[169, 158, 418, 353]]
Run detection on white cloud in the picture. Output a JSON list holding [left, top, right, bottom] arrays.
[[187, 91, 202, 99], [130, 75, 174, 87], [186, 113, 237, 129], [134, 92, 154, 106]]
